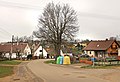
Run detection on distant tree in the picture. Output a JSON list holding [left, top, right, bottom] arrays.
[[76, 43, 80, 50], [13, 35, 34, 55], [33, 2, 79, 56], [13, 36, 33, 43], [82, 39, 90, 42]]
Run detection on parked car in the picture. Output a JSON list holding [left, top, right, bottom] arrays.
[[27, 54, 32, 60]]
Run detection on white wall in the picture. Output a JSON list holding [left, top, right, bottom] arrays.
[[34, 46, 47, 57], [5, 53, 17, 58], [24, 44, 31, 55]]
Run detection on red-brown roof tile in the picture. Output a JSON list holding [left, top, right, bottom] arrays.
[[0, 43, 27, 53], [83, 40, 116, 51]]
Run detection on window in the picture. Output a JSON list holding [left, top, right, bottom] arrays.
[[40, 50, 42, 52], [89, 51, 91, 54]]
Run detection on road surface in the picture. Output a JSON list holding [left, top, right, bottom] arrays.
[[9, 62, 43, 82], [27, 59, 120, 82]]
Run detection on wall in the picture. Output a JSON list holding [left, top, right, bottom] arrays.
[[118, 48, 120, 56], [5, 53, 16, 58], [34, 46, 47, 57], [24, 44, 31, 55]]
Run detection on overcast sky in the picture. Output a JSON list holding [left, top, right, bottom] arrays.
[[0, 0, 120, 42]]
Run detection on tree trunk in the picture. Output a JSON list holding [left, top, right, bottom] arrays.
[[54, 43, 61, 61]]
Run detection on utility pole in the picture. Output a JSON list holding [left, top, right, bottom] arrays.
[[31, 35, 34, 59], [42, 39, 43, 59], [10, 35, 14, 60]]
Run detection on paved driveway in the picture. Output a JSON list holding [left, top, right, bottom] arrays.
[[27, 59, 120, 82]]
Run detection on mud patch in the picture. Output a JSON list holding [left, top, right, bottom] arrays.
[[13, 78, 20, 81], [63, 74, 70, 76], [72, 71, 84, 74], [77, 76, 86, 78]]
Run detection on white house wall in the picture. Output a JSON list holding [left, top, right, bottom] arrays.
[[24, 44, 31, 55], [4, 53, 16, 58], [34, 46, 47, 57], [11, 53, 16, 58]]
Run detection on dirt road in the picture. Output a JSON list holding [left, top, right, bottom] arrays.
[[27, 59, 120, 82], [11, 62, 43, 82], [1, 59, 120, 82], [0, 61, 43, 82]]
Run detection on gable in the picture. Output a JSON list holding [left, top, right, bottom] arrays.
[[107, 41, 120, 53], [34, 46, 42, 53]]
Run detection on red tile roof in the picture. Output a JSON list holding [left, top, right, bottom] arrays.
[[83, 40, 116, 51], [0, 43, 28, 53]]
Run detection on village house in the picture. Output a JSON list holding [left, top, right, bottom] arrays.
[[83, 40, 120, 58], [0, 42, 31, 59], [32, 44, 48, 59]]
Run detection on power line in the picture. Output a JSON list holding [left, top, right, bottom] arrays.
[[0, 26, 12, 35], [0, 26, 12, 40], [0, 0, 43, 10], [78, 12, 120, 20]]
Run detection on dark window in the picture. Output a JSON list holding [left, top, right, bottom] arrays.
[[40, 50, 42, 52], [90, 51, 91, 54]]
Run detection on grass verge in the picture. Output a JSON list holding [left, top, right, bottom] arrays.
[[81, 65, 120, 69], [0, 60, 22, 78], [0, 66, 14, 78], [44, 60, 56, 64], [0, 60, 21, 65]]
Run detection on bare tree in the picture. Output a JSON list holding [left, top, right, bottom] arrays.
[[33, 2, 79, 56], [13, 36, 33, 42]]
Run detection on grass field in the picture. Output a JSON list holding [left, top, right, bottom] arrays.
[[0, 66, 14, 78], [0, 60, 21, 78]]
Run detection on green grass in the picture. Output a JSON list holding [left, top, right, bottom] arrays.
[[0, 60, 21, 78], [0, 60, 21, 65], [79, 58, 88, 60], [81, 65, 119, 69], [0, 66, 14, 78], [44, 60, 56, 64]]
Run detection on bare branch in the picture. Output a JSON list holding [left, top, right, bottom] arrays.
[[33, 2, 79, 55]]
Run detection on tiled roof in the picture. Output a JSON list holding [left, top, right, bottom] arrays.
[[0, 42, 27, 53], [83, 40, 116, 51]]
